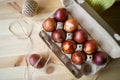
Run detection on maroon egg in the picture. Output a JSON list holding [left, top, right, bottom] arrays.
[[29, 54, 40, 66], [84, 40, 98, 55], [74, 29, 88, 43], [54, 8, 68, 22], [52, 29, 66, 43], [62, 40, 76, 54], [71, 51, 86, 64], [29, 54, 46, 68], [43, 18, 56, 32], [64, 18, 78, 33], [93, 52, 107, 65]]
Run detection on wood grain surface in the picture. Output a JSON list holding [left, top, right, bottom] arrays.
[[0, 0, 120, 80]]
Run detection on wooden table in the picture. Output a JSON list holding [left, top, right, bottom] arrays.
[[0, 0, 120, 80]]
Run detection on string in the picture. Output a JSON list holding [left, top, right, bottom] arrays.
[[9, 17, 33, 80], [9, 18, 56, 80]]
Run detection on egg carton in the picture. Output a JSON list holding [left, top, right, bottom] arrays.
[[39, 0, 120, 78], [39, 13, 110, 78]]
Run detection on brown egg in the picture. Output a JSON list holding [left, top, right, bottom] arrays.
[[64, 18, 78, 33], [43, 18, 56, 32], [71, 51, 86, 64], [52, 29, 66, 43], [62, 40, 76, 54], [83, 40, 98, 55], [74, 29, 88, 43]]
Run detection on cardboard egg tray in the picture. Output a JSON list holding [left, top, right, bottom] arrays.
[[39, 13, 109, 78]]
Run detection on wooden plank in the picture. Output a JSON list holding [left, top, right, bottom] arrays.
[[1, 58, 120, 80], [0, 52, 62, 68], [0, 55, 25, 68], [0, 66, 81, 80], [0, 64, 75, 80]]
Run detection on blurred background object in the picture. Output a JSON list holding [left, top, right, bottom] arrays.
[[86, 0, 120, 34], [101, 1, 120, 34], [86, 0, 115, 13]]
